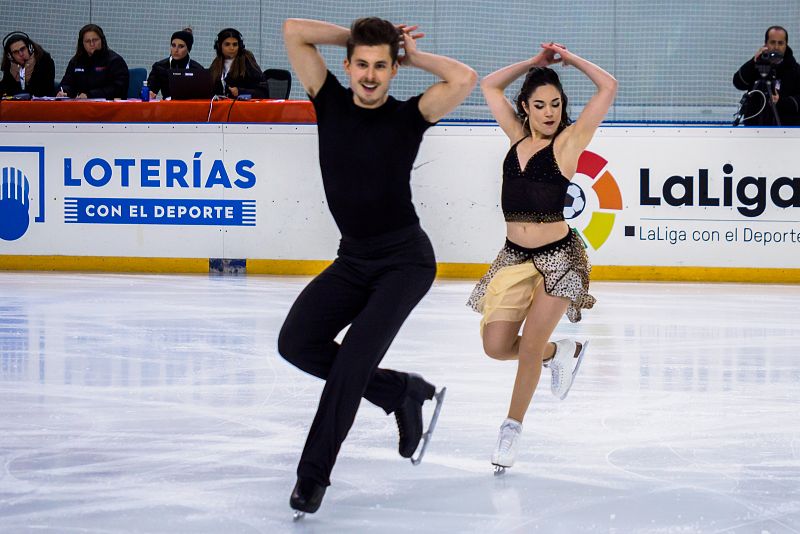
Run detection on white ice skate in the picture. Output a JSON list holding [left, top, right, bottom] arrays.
[[491, 418, 522, 475], [410, 387, 447, 465], [550, 338, 589, 400]]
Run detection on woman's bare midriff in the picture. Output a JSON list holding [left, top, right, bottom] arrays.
[[506, 220, 569, 248]]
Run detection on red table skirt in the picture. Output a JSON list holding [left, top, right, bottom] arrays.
[[0, 99, 316, 124]]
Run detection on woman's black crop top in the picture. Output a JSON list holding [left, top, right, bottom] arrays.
[[501, 137, 569, 223]]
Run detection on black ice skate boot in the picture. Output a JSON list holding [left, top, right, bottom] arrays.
[[395, 373, 446, 464], [290, 477, 326, 520]]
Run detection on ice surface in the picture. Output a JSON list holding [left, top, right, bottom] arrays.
[[1, 272, 799, 533]]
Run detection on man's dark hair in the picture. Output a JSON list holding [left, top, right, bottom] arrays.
[[346, 17, 400, 62], [764, 26, 788, 44]]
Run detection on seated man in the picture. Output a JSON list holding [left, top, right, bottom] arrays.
[[1, 31, 55, 97], [733, 25, 800, 126]]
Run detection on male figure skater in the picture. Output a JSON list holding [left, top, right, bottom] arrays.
[[279, 17, 477, 518]]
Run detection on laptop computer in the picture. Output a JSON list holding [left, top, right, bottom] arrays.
[[168, 69, 214, 100]]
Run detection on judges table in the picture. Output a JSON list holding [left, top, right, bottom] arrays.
[[0, 98, 316, 123]]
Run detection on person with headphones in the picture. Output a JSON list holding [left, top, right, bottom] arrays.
[[209, 28, 265, 98], [146, 28, 204, 99], [57, 24, 129, 99], [1, 32, 56, 97]]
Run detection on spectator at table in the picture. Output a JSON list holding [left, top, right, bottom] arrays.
[[209, 28, 265, 98], [1, 31, 55, 97], [146, 27, 204, 99], [57, 24, 129, 99]]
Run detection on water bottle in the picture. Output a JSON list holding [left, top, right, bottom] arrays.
[[140, 80, 150, 102]]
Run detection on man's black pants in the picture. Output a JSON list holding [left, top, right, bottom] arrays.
[[278, 224, 436, 486]]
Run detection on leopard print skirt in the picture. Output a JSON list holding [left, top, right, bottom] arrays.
[[467, 229, 595, 323]]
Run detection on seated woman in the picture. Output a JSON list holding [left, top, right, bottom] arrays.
[[209, 28, 265, 98], [57, 24, 129, 99], [147, 28, 204, 99], [1, 31, 55, 97]]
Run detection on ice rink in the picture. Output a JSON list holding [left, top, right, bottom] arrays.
[[1, 272, 799, 533]]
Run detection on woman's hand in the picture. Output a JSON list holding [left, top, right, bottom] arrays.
[[229, 86, 239, 98], [535, 42, 573, 67]]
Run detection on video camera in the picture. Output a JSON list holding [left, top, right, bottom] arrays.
[[755, 50, 783, 77]]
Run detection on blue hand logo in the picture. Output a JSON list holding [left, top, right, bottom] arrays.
[[0, 167, 31, 241]]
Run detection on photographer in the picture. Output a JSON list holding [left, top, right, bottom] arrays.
[[733, 26, 800, 126]]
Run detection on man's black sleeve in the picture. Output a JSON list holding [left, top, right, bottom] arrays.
[[776, 64, 800, 125], [733, 58, 758, 90]]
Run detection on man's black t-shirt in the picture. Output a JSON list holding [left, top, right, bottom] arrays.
[[311, 71, 435, 239]]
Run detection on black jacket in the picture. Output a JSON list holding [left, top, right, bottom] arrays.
[[60, 48, 129, 99], [213, 59, 265, 98], [733, 45, 800, 125], [147, 56, 204, 98], [0, 51, 56, 97]]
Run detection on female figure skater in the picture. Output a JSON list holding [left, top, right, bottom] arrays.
[[468, 42, 616, 473]]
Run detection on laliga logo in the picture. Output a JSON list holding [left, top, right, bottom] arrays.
[[562, 150, 623, 250]]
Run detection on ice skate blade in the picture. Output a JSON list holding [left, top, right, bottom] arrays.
[[292, 510, 305, 521], [559, 339, 590, 401], [410, 387, 446, 466], [493, 464, 507, 476]]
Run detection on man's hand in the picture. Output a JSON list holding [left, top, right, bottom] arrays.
[[754, 45, 769, 63], [397, 25, 425, 67]]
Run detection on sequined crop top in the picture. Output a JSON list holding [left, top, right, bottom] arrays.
[[501, 137, 569, 223]]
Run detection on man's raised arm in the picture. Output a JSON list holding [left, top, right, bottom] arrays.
[[400, 28, 477, 123], [282, 19, 349, 98]]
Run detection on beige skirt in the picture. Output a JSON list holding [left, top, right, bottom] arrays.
[[467, 230, 595, 333]]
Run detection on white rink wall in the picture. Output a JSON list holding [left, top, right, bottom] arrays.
[[1, 123, 800, 272]]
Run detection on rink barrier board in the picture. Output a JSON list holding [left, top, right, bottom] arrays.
[[1, 255, 799, 283], [3, 124, 800, 273]]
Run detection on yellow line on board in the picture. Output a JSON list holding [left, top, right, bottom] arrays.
[[0, 255, 208, 273], [246, 259, 333, 275], [1, 256, 798, 283], [590, 265, 800, 283]]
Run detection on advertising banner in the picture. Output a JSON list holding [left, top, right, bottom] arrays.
[[1, 123, 798, 276]]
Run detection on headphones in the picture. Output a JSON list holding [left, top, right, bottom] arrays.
[[213, 28, 245, 54], [3, 31, 34, 61]]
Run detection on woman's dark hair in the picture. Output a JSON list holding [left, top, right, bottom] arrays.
[[346, 17, 401, 62], [209, 28, 260, 86], [1, 33, 44, 72], [515, 67, 572, 136], [74, 24, 108, 60]]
